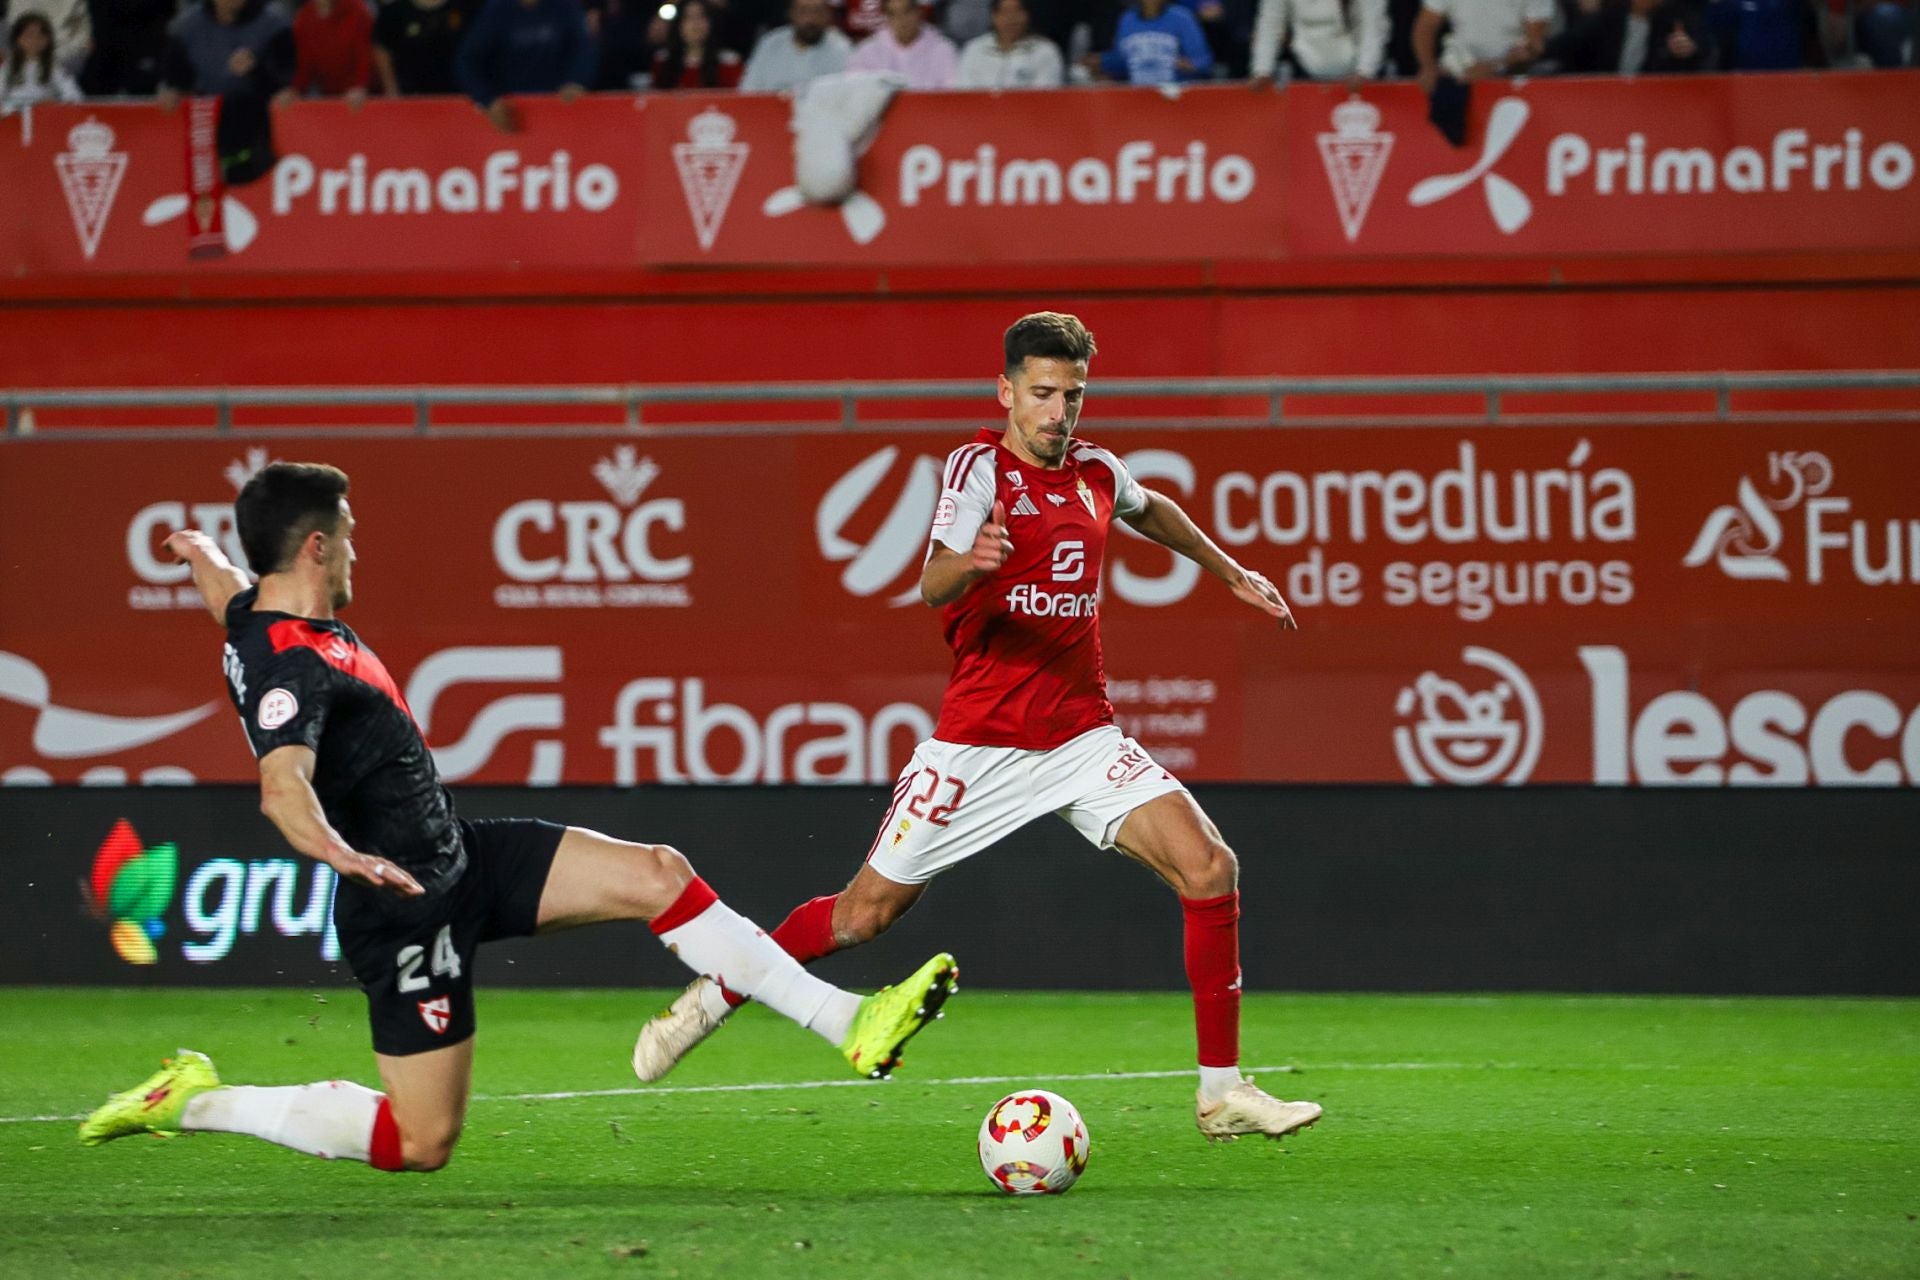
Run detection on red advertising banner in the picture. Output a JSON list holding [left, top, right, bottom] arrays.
[[3, 424, 1915, 787], [3, 73, 1915, 277]]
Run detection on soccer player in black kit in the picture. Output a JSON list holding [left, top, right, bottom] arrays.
[[80, 463, 958, 1173]]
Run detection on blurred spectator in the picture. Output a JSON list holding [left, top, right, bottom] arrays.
[[587, 0, 657, 85], [3, 10, 84, 102], [651, 0, 742, 82], [740, 0, 851, 87], [1543, 0, 1711, 69], [945, 0, 992, 43], [21, 0, 87, 76], [1853, 0, 1910, 64], [1249, 0, 1388, 80], [846, 0, 956, 82], [956, 0, 1064, 81], [1194, 0, 1251, 75], [838, 0, 888, 39], [292, 0, 374, 100], [1096, 0, 1213, 80], [1383, 0, 1423, 71], [80, 0, 177, 93], [1413, 0, 1550, 85], [158, 0, 296, 104], [456, 0, 596, 127], [1703, 0, 1824, 67], [374, 0, 475, 93]]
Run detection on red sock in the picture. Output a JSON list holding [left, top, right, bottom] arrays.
[[368, 1097, 405, 1172], [1182, 891, 1242, 1068], [722, 894, 841, 1007]]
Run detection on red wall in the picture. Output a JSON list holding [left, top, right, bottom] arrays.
[[6, 282, 1918, 390]]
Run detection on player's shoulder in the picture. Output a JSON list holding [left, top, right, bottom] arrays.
[[943, 436, 1000, 492], [1069, 438, 1127, 473]]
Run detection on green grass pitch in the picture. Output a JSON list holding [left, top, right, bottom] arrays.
[[1, 987, 1915, 1278]]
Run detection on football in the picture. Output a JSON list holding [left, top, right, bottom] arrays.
[[977, 1090, 1091, 1195]]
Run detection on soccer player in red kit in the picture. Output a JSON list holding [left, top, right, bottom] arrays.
[[636, 312, 1322, 1143]]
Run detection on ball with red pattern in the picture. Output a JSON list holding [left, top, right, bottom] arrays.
[[977, 1090, 1091, 1195]]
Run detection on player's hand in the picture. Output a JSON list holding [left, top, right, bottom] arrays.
[[163, 528, 223, 565], [1232, 568, 1298, 631], [971, 501, 1013, 575], [332, 849, 425, 898]]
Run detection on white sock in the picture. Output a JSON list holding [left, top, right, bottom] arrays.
[[181, 1081, 383, 1162], [697, 978, 733, 1023], [658, 898, 860, 1046], [1198, 1065, 1244, 1102]]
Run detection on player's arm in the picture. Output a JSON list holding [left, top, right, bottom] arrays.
[[921, 500, 1013, 607], [163, 529, 250, 624], [1122, 489, 1297, 630], [256, 745, 424, 896]]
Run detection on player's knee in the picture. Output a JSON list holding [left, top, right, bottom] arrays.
[[1184, 839, 1238, 899], [400, 1122, 462, 1172], [629, 842, 694, 917]]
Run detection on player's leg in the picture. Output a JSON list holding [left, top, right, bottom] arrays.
[[1051, 728, 1320, 1142], [637, 741, 1031, 1080], [530, 824, 956, 1078], [1109, 791, 1322, 1142]]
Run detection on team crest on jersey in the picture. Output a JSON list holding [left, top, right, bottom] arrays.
[[257, 688, 299, 730], [1075, 479, 1096, 518], [418, 996, 453, 1034]]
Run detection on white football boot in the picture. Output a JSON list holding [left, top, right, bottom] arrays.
[[1195, 1078, 1324, 1142], [632, 976, 732, 1082]]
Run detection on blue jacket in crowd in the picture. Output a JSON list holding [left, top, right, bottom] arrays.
[[1101, 1, 1213, 84], [455, 0, 598, 105]]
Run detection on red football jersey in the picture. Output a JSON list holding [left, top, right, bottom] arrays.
[[930, 427, 1148, 749]]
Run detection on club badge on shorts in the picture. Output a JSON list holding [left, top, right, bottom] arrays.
[[418, 996, 452, 1034]]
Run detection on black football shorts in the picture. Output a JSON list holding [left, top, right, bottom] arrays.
[[333, 817, 564, 1056]]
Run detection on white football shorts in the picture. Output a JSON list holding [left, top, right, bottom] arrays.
[[863, 725, 1189, 886]]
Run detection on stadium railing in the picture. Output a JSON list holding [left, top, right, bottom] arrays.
[[6, 370, 1920, 438]]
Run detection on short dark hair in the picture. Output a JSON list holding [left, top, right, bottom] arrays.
[[1004, 312, 1097, 375], [235, 462, 350, 576]]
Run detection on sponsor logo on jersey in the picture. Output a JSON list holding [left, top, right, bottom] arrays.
[[1010, 494, 1041, 518], [1050, 541, 1086, 582], [257, 688, 300, 731], [1005, 584, 1099, 618], [1045, 493, 1069, 507], [418, 996, 453, 1034]]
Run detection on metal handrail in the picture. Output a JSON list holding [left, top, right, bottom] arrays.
[[7, 370, 1919, 438]]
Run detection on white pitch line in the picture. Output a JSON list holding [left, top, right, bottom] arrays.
[[6, 1059, 1654, 1126]]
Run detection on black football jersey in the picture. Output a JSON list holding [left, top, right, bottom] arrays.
[[221, 587, 464, 894]]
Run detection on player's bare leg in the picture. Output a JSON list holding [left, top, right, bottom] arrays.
[[1113, 791, 1323, 1143], [636, 866, 929, 1081], [374, 1038, 474, 1170]]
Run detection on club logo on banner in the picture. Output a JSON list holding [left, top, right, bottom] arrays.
[[672, 108, 749, 251], [816, 445, 944, 606], [1393, 646, 1542, 786], [1317, 99, 1393, 243], [54, 118, 128, 261], [1408, 97, 1534, 235]]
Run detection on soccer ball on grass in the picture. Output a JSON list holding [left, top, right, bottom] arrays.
[[977, 1090, 1090, 1195]]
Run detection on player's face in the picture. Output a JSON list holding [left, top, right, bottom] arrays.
[[999, 357, 1087, 468], [324, 500, 357, 610]]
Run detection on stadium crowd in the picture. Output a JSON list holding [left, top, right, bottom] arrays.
[[0, 0, 1909, 111]]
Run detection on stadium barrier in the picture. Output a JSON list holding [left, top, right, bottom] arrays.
[[5, 74, 1916, 280], [3, 397, 1917, 786], [7, 784, 1915, 994]]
